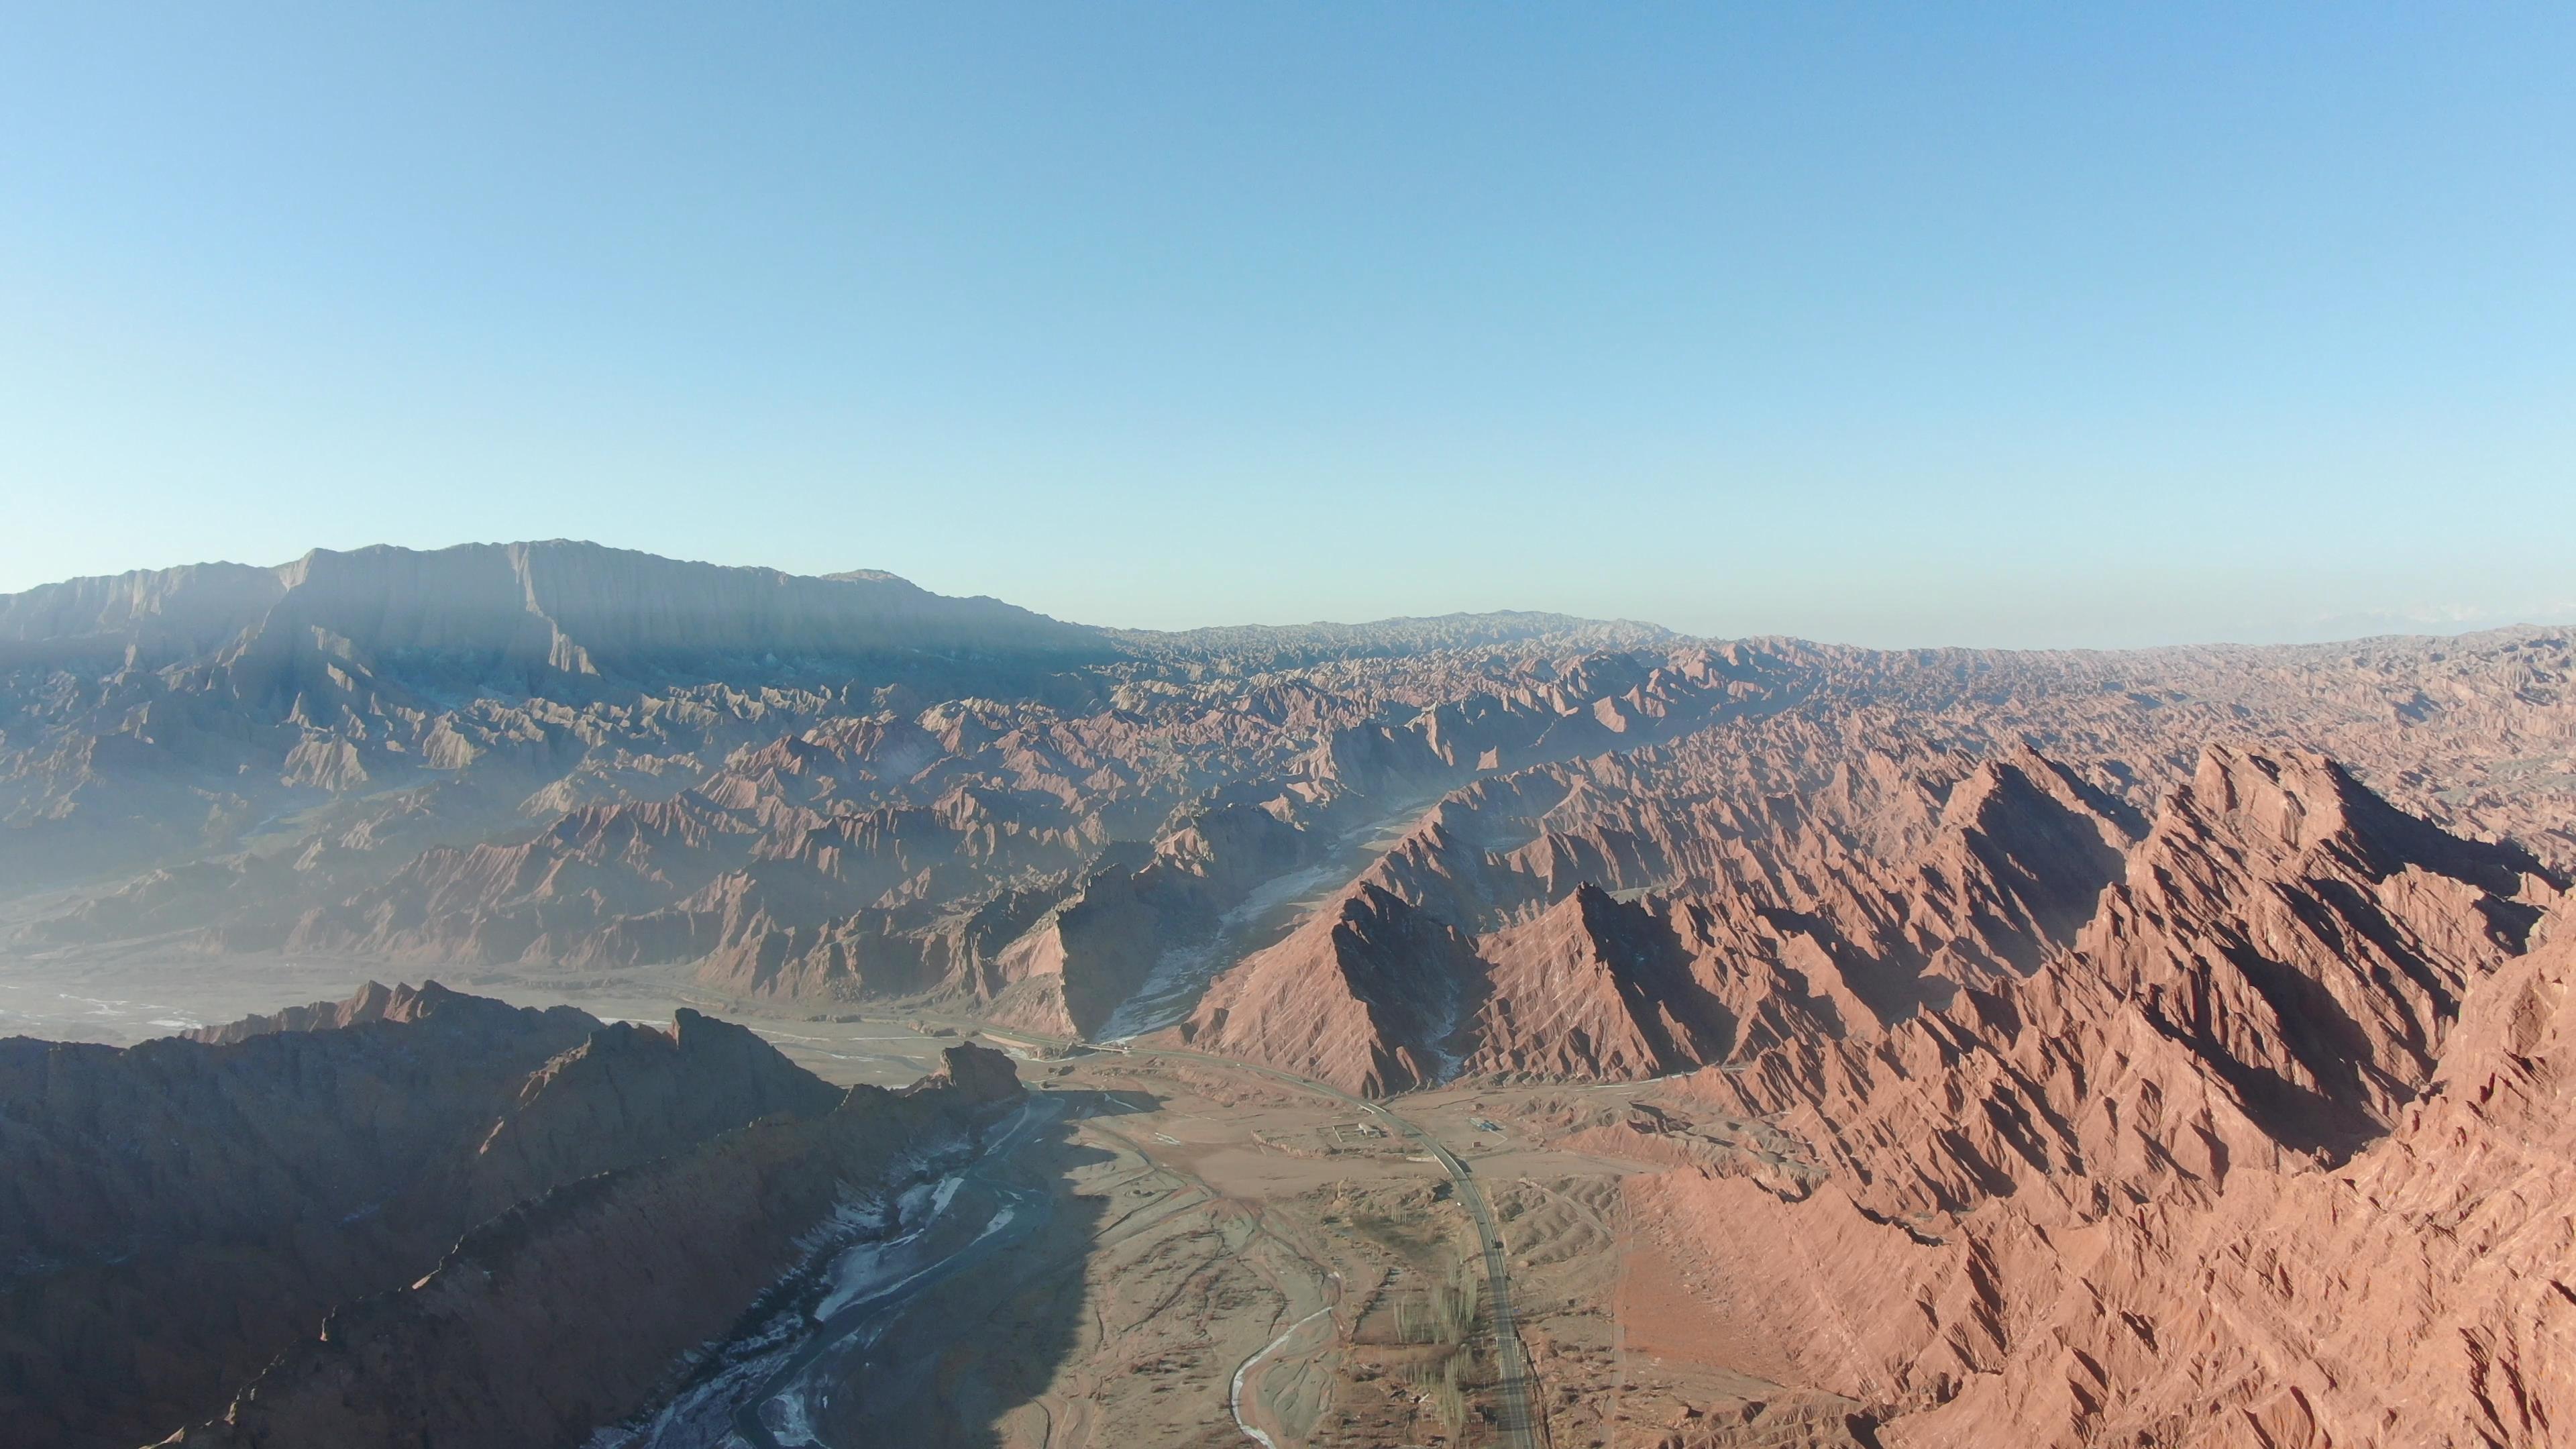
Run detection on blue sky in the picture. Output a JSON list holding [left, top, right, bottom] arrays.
[[3, 5, 2569, 647]]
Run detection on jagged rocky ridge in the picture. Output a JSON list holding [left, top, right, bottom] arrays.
[[1173, 736, 2522, 1091], [1160, 727, 2575, 1440], [6, 544, 2572, 1058], [1448, 741, 2567, 1446], [6, 544, 2576, 1446], [0, 980, 1018, 1449]]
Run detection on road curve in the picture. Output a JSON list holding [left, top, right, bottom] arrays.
[[1197, 1057, 1546, 1449], [1230, 1305, 1334, 1449], [972, 1026, 1547, 1449]]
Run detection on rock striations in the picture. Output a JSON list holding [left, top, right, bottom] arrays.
[[1170, 732, 2576, 1442], [1595, 745, 2567, 1446]]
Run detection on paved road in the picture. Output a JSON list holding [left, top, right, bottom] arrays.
[[973, 1025, 1548, 1449]]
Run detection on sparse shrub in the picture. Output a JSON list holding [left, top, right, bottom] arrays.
[[1434, 1254, 1483, 1344], [1401, 1353, 1470, 1438]]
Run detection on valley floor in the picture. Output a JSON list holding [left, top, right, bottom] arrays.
[[760, 1044, 1881, 1449]]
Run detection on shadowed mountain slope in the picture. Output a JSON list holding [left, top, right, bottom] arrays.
[[0, 982, 981, 1449]]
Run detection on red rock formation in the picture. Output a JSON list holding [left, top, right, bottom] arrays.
[[1609, 745, 2567, 1445], [1176, 737, 2575, 1440], [7, 543, 2576, 1445], [14, 547, 2570, 1060], [1180, 739, 2145, 1093], [1461, 884, 1734, 1080], [1184, 883, 1485, 1095]]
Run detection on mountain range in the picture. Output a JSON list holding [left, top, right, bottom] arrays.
[[5, 540, 2575, 1446]]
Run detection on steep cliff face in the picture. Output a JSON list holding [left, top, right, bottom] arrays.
[[0, 983, 866, 1449], [1185, 882, 1486, 1095], [1461, 884, 1735, 1080], [0, 561, 285, 665], [1177, 739, 2150, 1095]]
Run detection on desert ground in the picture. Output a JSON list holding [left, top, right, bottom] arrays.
[[757, 1028, 1882, 1449]]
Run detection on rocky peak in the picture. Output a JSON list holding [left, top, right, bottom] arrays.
[[2080, 743, 2558, 1156], [915, 1040, 1023, 1104], [1181, 881, 1485, 1095], [2170, 743, 2551, 895], [1463, 883, 1734, 1081], [494, 1009, 843, 1135], [2184, 743, 2349, 851], [181, 978, 580, 1046]]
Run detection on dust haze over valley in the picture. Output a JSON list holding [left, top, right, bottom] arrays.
[[2, 538, 2573, 1448]]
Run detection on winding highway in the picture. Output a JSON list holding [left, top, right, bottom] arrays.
[[975, 1026, 1548, 1449], [724, 1015, 1548, 1449]]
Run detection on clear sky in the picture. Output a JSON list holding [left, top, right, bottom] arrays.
[[3, 6, 2569, 647]]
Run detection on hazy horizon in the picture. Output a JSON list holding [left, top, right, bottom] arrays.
[[5, 534, 2571, 654], [7, 7, 2571, 649]]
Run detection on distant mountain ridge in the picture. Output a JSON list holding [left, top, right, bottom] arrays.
[[3, 539, 2570, 1004], [0, 540, 1114, 680], [0, 541, 1696, 684], [1106, 610, 1676, 669]]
